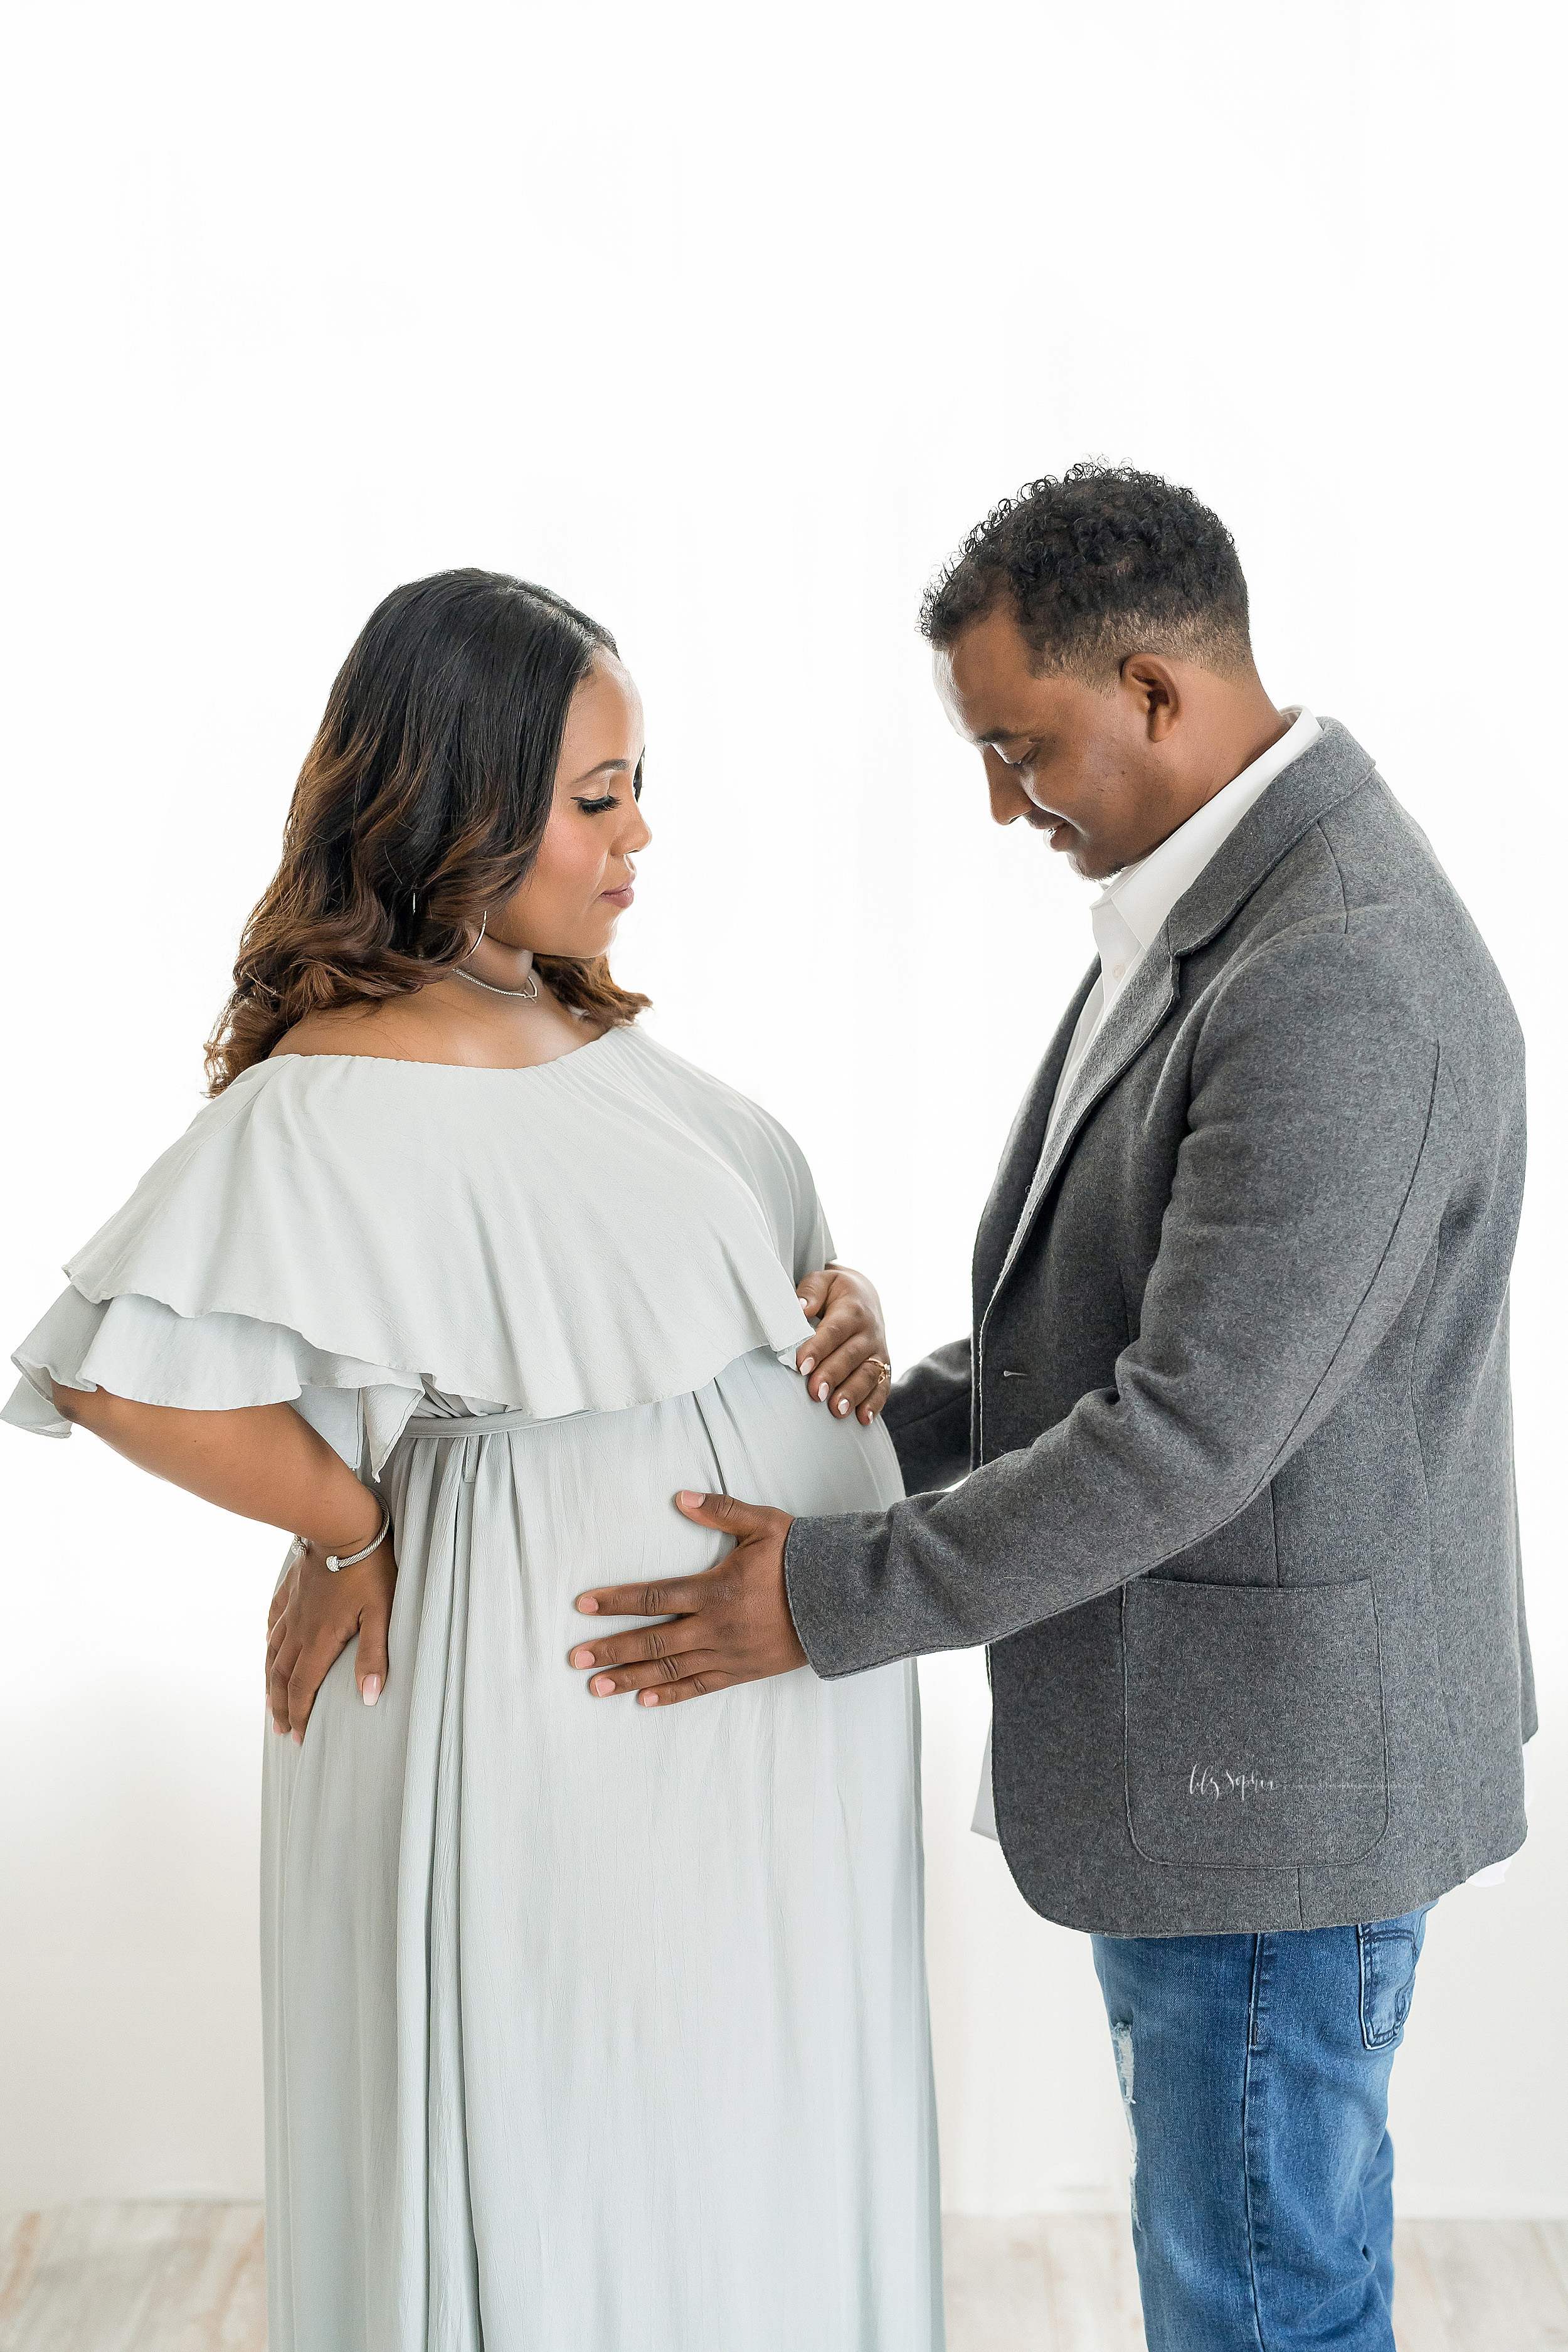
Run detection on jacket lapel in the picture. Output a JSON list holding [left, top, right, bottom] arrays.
[[972, 964, 1099, 1307], [987, 941, 1177, 1306], [982, 718, 1381, 1317]]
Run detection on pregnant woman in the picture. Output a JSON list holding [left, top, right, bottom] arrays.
[[4, 573, 941, 2351]]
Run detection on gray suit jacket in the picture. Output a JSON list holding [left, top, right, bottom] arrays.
[[784, 720, 1534, 1935]]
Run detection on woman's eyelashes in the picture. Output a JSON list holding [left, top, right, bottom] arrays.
[[574, 771, 643, 817]]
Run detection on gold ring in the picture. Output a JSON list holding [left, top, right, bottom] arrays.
[[867, 1358, 893, 1389]]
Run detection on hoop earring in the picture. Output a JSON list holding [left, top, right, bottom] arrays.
[[451, 907, 539, 1002]]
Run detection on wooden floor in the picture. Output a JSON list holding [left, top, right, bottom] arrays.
[[943, 2214, 1568, 2349], [2, 2203, 1565, 2348]]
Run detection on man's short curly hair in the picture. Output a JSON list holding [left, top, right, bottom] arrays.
[[920, 462, 1252, 682]]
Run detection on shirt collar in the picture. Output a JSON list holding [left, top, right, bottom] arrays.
[[1098, 706, 1322, 961]]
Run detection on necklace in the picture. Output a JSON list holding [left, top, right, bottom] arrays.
[[454, 961, 540, 1002]]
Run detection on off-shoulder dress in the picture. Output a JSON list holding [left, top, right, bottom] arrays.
[[6, 1025, 941, 2352]]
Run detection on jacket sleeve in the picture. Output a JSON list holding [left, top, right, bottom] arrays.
[[882, 1337, 972, 1495], [784, 923, 1463, 1677]]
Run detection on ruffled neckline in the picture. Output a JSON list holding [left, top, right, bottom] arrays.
[[11, 1025, 829, 1468]]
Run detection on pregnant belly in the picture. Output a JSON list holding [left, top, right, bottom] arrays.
[[365, 1337, 917, 1825], [354, 1346, 906, 1732], [443, 1341, 905, 1606], [445, 1335, 914, 1801]]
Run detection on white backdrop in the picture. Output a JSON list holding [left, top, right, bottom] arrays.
[[3, 0, 1563, 2220]]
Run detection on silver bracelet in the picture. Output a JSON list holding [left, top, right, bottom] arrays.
[[290, 1505, 390, 1574]]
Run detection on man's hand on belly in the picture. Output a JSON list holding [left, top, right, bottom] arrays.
[[568, 1493, 804, 1707]]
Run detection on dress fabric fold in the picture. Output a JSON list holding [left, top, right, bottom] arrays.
[[7, 1027, 942, 2352]]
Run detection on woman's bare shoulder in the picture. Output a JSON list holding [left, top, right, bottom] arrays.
[[269, 982, 605, 1071], [272, 996, 439, 1063]]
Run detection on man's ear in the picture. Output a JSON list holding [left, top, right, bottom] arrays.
[[1121, 654, 1182, 741]]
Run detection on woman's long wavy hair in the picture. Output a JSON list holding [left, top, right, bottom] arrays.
[[206, 569, 649, 1093]]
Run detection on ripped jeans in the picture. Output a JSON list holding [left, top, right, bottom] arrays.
[[1091, 1911, 1429, 2350]]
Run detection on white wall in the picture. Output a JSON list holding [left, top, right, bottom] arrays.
[[2, 0, 1563, 2218]]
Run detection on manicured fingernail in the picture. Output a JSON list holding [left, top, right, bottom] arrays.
[[592, 1674, 616, 1696], [362, 1675, 381, 1706], [837, 1397, 850, 1414], [571, 1648, 595, 1668], [678, 1490, 703, 1509], [291, 1729, 302, 1746], [817, 1382, 829, 1402], [640, 1692, 659, 1706], [799, 1357, 815, 1377], [577, 1596, 600, 1613]]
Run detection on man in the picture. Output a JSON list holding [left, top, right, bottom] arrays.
[[571, 465, 1534, 2349]]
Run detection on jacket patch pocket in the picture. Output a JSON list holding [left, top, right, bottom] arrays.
[[1123, 1577, 1389, 1868]]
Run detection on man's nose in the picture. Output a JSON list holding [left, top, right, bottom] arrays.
[[983, 753, 1032, 828]]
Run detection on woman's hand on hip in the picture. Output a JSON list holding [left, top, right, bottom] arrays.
[[795, 1263, 892, 1424], [43, 1384, 401, 1742], [266, 1526, 396, 1742]]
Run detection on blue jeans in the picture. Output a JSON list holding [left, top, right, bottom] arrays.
[[1091, 1911, 1429, 2350]]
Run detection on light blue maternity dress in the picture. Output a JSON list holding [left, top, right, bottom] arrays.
[[6, 1025, 943, 2351]]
